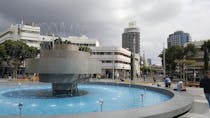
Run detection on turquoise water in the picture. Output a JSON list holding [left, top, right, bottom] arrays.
[[0, 84, 171, 115]]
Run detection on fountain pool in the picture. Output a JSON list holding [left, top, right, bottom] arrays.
[[0, 83, 171, 116]]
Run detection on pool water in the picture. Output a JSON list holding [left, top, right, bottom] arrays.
[[0, 84, 171, 115]]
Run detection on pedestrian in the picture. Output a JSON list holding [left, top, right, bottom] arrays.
[[143, 75, 146, 82], [167, 77, 171, 88], [200, 71, 210, 107], [164, 76, 171, 88], [153, 76, 156, 84], [174, 80, 186, 91]]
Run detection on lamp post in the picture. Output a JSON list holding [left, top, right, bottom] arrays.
[[112, 48, 115, 80], [18, 103, 23, 116], [132, 37, 136, 81], [123, 66, 125, 79], [163, 43, 166, 77]]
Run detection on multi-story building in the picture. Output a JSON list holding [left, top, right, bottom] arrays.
[[122, 21, 140, 54], [61, 35, 100, 48], [0, 22, 141, 79], [0, 22, 100, 49], [90, 47, 140, 79], [0, 22, 46, 48], [167, 31, 191, 48], [183, 40, 210, 81]]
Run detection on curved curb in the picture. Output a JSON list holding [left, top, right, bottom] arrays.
[[1, 82, 194, 118]]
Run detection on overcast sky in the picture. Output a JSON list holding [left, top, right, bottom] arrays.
[[0, 0, 210, 65]]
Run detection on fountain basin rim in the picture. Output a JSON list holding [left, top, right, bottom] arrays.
[[0, 82, 193, 118]]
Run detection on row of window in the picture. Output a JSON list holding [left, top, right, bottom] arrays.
[[91, 52, 130, 58], [101, 60, 130, 64], [19, 29, 40, 34], [71, 43, 95, 47]]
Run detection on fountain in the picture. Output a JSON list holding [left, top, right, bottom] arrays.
[[25, 38, 101, 95], [0, 83, 173, 115]]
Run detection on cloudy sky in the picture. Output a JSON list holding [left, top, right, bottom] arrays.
[[0, 0, 210, 65]]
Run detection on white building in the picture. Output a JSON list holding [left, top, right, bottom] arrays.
[[61, 35, 100, 48], [0, 23, 46, 48], [0, 22, 140, 79], [90, 47, 140, 79], [0, 22, 100, 49], [184, 40, 210, 80]]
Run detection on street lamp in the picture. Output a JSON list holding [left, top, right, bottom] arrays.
[[122, 66, 125, 79], [98, 99, 104, 112], [112, 48, 115, 80], [163, 43, 166, 77], [131, 37, 136, 81], [18, 102, 23, 116]]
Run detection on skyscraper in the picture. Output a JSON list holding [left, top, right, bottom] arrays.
[[122, 22, 140, 54], [167, 31, 191, 48]]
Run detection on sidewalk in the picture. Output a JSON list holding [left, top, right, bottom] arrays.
[[180, 87, 210, 118]]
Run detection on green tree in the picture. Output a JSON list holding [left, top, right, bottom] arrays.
[[79, 46, 92, 53], [184, 43, 197, 58], [159, 46, 185, 74], [0, 44, 6, 65], [159, 44, 198, 75], [201, 40, 210, 73], [1, 40, 39, 78]]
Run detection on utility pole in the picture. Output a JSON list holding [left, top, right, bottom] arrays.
[[112, 48, 115, 80], [132, 37, 136, 80], [163, 43, 166, 77]]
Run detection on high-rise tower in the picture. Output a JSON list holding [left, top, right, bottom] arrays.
[[167, 31, 191, 48], [122, 21, 140, 54]]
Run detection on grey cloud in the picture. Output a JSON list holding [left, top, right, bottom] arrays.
[[0, 0, 210, 65], [139, 0, 182, 25]]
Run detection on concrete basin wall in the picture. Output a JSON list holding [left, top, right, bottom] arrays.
[[1, 82, 194, 118]]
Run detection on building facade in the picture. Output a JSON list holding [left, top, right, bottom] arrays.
[[0, 22, 141, 80], [90, 47, 140, 79], [122, 22, 140, 54], [183, 40, 210, 81], [0, 22, 100, 49], [167, 31, 191, 48], [0, 22, 45, 48]]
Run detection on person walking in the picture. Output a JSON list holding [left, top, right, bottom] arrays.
[[153, 76, 156, 84], [164, 76, 171, 88], [200, 71, 210, 107], [143, 75, 146, 82]]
